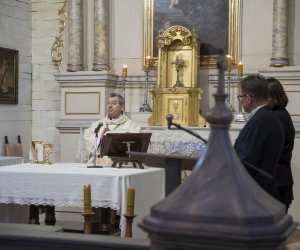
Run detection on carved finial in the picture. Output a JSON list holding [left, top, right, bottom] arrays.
[[216, 50, 226, 94], [204, 50, 233, 127]]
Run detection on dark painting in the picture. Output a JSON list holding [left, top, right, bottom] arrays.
[[153, 0, 228, 57], [144, 0, 240, 67], [0, 47, 18, 104]]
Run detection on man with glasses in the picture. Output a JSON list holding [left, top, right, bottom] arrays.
[[234, 74, 284, 201]]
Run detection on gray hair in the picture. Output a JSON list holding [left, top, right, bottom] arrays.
[[108, 93, 124, 106], [240, 74, 269, 101]]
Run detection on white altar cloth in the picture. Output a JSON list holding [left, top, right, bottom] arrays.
[[0, 156, 26, 224], [0, 156, 24, 166], [0, 163, 165, 238]]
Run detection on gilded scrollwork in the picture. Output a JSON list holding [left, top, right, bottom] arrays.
[[162, 26, 191, 46], [51, 1, 67, 71], [149, 25, 205, 127]]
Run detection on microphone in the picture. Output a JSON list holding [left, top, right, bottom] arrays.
[[87, 122, 104, 168], [94, 122, 103, 135], [165, 114, 208, 144], [166, 114, 173, 129]]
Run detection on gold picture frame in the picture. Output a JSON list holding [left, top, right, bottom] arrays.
[[143, 0, 241, 68], [0, 47, 19, 104]]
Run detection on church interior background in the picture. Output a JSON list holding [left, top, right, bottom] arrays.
[[1, 0, 300, 236]]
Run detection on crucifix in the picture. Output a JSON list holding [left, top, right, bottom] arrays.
[[172, 55, 185, 87]]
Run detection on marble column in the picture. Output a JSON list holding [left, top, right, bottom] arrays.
[[93, 0, 110, 71], [270, 0, 289, 67], [67, 0, 84, 72]]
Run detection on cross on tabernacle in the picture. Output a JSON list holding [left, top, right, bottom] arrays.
[[172, 55, 185, 87]]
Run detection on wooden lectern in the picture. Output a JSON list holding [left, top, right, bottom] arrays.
[[129, 151, 198, 195], [100, 133, 152, 169]]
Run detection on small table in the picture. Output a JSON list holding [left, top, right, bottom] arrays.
[[0, 156, 24, 166]]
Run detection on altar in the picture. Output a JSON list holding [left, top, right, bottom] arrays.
[[0, 163, 165, 239], [0, 156, 27, 225]]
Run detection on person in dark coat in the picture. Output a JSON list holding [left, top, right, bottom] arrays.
[[267, 77, 295, 211], [234, 75, 284, 200]]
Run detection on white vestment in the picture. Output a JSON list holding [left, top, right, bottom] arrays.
[[84, 113, 141, 163]]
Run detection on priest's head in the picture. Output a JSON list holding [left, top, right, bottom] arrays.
[[106, 93, 124, 119]]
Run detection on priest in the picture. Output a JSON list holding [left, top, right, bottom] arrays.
[[84, 93, 141, 163]]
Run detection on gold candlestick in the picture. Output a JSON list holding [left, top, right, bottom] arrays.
[[32, 141, 43, 163], [124, 214, 136, 238], [122, 64, 127, 111], [43, 143, 53, 164], [140, 56, 152, 112], [81, 212, 95, 234]]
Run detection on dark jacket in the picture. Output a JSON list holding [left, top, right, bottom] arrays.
[[273, 107, 295, 186], [273, 107, 295, 207], [234, 106, 284, 199]]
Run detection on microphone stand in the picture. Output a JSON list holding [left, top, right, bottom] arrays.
[[242, 161, 273, 180], [166, 115, 271, 180], [169, 122, 208, 144], [87, 131, 103, 168]]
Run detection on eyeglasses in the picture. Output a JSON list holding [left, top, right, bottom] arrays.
[[237, 94, 253, 101], [237, 95, 246, 101]]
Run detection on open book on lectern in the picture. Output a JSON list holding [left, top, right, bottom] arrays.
[[99, 132, 152, 158]]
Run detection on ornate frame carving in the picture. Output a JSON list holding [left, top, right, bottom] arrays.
[[143, 0, 241, 68]]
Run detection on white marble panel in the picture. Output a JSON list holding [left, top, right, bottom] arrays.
[[65, 92, 101, 115]]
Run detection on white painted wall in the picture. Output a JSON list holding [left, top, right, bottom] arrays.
[[0, 0, 32, 161], [31, 0, 65, 161]]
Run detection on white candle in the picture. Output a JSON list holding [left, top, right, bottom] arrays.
[[83, 184, 92, 214], [145, 56, 151, 69], [237, 61, 243, 77], [126, 187, 135, 216], [226, 55, 232, 72], [122, 64, 127, 79]]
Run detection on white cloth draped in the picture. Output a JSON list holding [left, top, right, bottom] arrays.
[[0, 156, 26, 223], [0, 163, 165, 238]]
